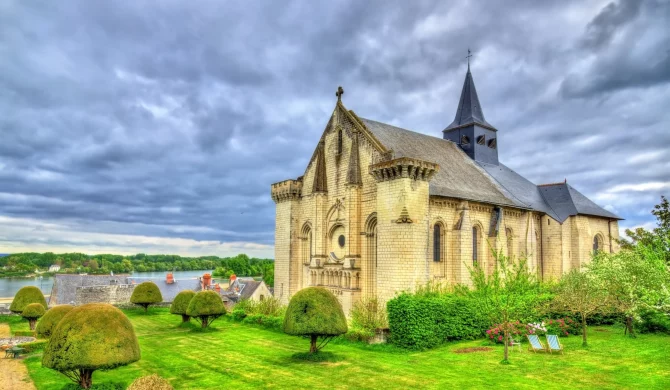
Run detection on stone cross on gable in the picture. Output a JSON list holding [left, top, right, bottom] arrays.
[[336, 86, 344, 101]]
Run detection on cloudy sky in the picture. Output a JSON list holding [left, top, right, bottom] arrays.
[[1, 0, 668, 258]]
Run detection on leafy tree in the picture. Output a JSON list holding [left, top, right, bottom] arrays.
[[620, 196, 670, 265], [552, 269, 608, 346], [186, 290, 226, 328], [589, 239, 670, 337], [130, 282, 163, 312], [42, 303, 140, 389], [10, 286, 48, 314], [170, 290, 196, 323], [36, 305, 74, 338], [468, 252, 541, 364], [22, 302, 46, 330], [283, 287, 348, 354]]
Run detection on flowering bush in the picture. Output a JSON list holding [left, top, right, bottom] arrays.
[[544, 318, 580, 336], [487, 318, 580, 343], [486, 321, 529, 344]]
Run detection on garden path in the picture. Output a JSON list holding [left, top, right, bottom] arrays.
[[0, 324, 36, 390]]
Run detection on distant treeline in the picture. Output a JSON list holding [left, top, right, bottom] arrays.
[[0, 253, 275, 286]]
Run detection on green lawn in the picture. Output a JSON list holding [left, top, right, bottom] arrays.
[[3, 309, 669, 389]]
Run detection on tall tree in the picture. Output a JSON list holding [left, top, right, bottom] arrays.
[[469, 251, 541, 363], [589, 239, 670, 337], [552, 269, 608, 346]]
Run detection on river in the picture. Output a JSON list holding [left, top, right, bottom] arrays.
[[0, 270, 215, 298]]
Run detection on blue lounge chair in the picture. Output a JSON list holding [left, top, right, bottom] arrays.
[[527, 334, 546, 352], [546, 335, 564, 354]]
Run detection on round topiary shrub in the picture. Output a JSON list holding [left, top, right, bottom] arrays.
[[22, 302, 47, 331], [186, 290, 226, 328], [170, 290, 196, 323], [127, 374, 173, 390], [284, 287, 347, 354], [42, 303, 141, 389], [130, 282, 163, 312], [10, 286, 48, 314], [36, 305, 75, 339]]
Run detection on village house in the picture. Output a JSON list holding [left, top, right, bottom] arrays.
[[271, 66, 621, 314]]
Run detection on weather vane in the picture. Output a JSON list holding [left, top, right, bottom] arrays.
[[466, 48, 473, 69]]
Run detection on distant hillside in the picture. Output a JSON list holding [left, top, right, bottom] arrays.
[[0, 254, 8, 257]]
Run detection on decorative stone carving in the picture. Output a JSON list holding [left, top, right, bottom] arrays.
[[369, 157, 439, 182], [271, 179, 303, 202]]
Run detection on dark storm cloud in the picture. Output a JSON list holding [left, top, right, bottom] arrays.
[[0, 0, 668, 255]]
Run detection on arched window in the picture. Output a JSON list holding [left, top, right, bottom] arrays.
[[472, 226, 479, 266], [433, 224, 442, 262], [593, 234, 604, 253], [506, 228, 513, 257], [301, 224, 312, 266], [365, 214, 378, 298], [337, 129, 343, 155]]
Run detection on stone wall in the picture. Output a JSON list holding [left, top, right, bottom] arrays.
[[75, 284, 136, 305]]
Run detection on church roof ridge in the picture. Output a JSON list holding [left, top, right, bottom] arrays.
[[444, 67, 497, 132]]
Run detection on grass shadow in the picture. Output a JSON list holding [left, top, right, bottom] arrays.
[[290, 351, 343, 363]]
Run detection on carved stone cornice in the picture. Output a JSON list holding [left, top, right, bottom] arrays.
[[271, 179, 303, 203], [369, 157, 439, 182]]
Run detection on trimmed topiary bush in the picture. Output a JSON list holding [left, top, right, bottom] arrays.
[[42, 303, 141, 389], [18, 339, 48, 353], [283, 287, 347, 354], [130, 282, 163, 312], [186, 290, 226, 328], [127, 374, 173, 390], [22, 302, 47, 330], [37, 305, 75, 338], [169, 290, 195, 323], [10, 286, 47, 314]]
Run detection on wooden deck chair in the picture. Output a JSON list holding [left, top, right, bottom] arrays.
[[508, 335, 522, 352], [546, 335, 564, 354], [526, 334, 546, 353]]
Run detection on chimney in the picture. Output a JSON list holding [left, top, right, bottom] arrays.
[[203, 273, 212, 290], [229, 274, 237, 283], [215, 283, 221, 293], [166, 273, 174, 284]]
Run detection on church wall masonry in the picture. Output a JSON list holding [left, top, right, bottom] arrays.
[[272, 77, 621, 314]]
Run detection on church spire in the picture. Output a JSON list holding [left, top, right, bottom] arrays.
[[444, 65, 496, 132]]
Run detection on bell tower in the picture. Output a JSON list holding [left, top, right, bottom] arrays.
[[442, 58, 499, 165]]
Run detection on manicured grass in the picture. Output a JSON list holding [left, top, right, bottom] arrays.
[[5, 308, 669, 389]]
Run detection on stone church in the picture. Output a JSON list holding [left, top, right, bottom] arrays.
[[271, 66, 621, 312]]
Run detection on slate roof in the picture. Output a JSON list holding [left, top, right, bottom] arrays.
[[359, 118, 620, 223], [49, 274, 128, 306], [444, 68, 496, 131], [363, 118, 520, 208], [538, 183, 621, 223], [127, 277, 202, 302]]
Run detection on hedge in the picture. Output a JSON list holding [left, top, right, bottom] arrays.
[[14, 330, 36, 337], [242, 314, 283, 331], [18, 339, 48, 353], [387, 293, 489, 349]]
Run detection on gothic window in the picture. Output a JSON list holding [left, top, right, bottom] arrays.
[[477, 135, 486, 145], [365, 214, 378, 298], [302, 224, 312, 266], [593, 234, 604, 253], [337, 129, 343, 155], [433, 224, 442, 262], [472, 226, 479, 266], [487, 138, 497, 149], [506, 228, 513, 257]]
